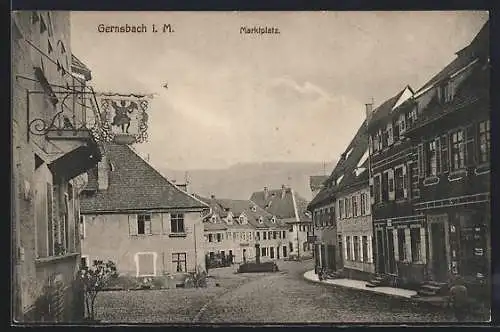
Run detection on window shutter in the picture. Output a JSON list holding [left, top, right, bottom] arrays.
[[417, 143, 425, 178], [144, 216, 152, 235], [162, 214, 171, 234], [435, 138, 441, 174], [388, 169, 395, 201], [402, 164, 408, 198], [369, 177, 375, 205], [129, 214, 138, 236], [151, 214, 162, 234], [393, 229, 399, 261], [466, 125, 475, 166], [420, 227, 427, 263], [366, 194, 371, 215]]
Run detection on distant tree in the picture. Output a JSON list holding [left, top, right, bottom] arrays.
[[77, 259, 118, 321]]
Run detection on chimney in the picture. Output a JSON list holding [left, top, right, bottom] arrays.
[[264, 187, 269, 200], [365, 103, 374, 120], [176, 183, 187, 192], [281, 184, 286, 199], [97, 156, 109, 190]]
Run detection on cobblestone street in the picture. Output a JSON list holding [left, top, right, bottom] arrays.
[[95, 260, 487, 324]]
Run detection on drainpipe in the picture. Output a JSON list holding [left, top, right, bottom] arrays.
[[296, 223, 300, 259], [13, 130, 22, 321]]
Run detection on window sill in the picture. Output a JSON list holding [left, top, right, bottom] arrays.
[[475, 163, 490, 175], [423, 176, 439, 186], [169, 233, 187, 238], [35, 253, 79, 266], [448, 169, 467, 181]]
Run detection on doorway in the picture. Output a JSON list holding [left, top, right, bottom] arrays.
[[327, 245, 336, 271], [338, 235, 344, 269], [283, 246, 287, 258], [277, 246, 280, 259], [376, 229, 385, 273], [431, 222, 448, 280], [387, 229, 396, 274]]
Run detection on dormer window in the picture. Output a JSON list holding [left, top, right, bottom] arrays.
[[271, 217, 276, 224], [258, 216, 264, 224], [31, 11, 40, 24], [211, 215, 217, 223], [386, 122, 394, 146], [438, 80, 453, 103], [251, 206, 257, 212]]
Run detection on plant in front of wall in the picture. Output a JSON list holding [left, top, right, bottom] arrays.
[[77, 259, 118, 322]]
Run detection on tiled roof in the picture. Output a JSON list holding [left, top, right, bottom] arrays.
[[308, 118, 369, 209], [80, 143, 209, 213], [71, 54, 92, 80], [196, 195, 286, 230], [310, 175, 329, 191], [250, 187, 311, 223], [415, 20, 489, 94]]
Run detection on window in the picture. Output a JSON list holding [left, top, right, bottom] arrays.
[[360, 193, 366, 216], [352, 196, 358, 217], [273, 231, 277, 239], [362, 236, 368, 263], [171, 213, 185, 233], [417, 143, 425, 178], [353, 236, 360, 261], [388, 170, 395, 200], [211, 215, 217, 223], [346, 198, 351, 218], [256, 232, 261, 240], [137, 214, 152, 235], [81, 256, 89, 268], [410, 228, 422, 262], [346, 236, 352, 260], [258, 216, 264, 224], [397, 228, 407, 261], [479, 120, 490, 163], [208, 234, 213, 242], [382, 172, 389, 202], [282, 231, 286, 238], [438, 82, 453, 103], [387, 122, 394, 146], [394, 166, 404, 200], [217, 233, 222, 242], [263, 232, 267, 240], [262, 247, 267, 256], [381, 128, 388, 148], [426, 140, 438, 176], [407, 108, 418, 128], [79, 215, 86, 239], [172, 253, 187, 272], [338, 199, 344, 219], [372, 134, 379, 153], [289, 242, 293, 252], [374, 175, 381, 204], [398, 114, 406, 134], [441, 135, 450, 173], [451, 129, 465, 171]]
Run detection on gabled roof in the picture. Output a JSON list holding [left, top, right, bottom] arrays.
[[250, 187, 312, 223], [415, 20, 489, 95], [308, 118, 369, 209], [310, 175, 329, 192], [366, 85, 414, 131], [80, 143, 209, 213], [71, 54, 92, 81]]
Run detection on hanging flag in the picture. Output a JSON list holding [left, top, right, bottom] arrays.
[[94, 92, 153, 145]]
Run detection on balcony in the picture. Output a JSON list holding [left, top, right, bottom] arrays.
[[26, 68, 104, 178]]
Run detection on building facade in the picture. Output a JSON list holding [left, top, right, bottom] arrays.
[[80, 143, 210, 277], [250, 186, 313, 259], [200, 195, 289, 263], [366, 86, 429, 286], [12, 11, 104, 322], [405, 22, 490, 286]]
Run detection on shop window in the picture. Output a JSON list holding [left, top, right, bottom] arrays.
[[397, 228, 407, 261], [478, 120, 490, 163]]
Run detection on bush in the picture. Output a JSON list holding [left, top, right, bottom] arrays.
[[238, 262, 279, 273]]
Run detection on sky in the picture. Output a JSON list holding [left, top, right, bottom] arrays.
[[70, 11, 488, 170]]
